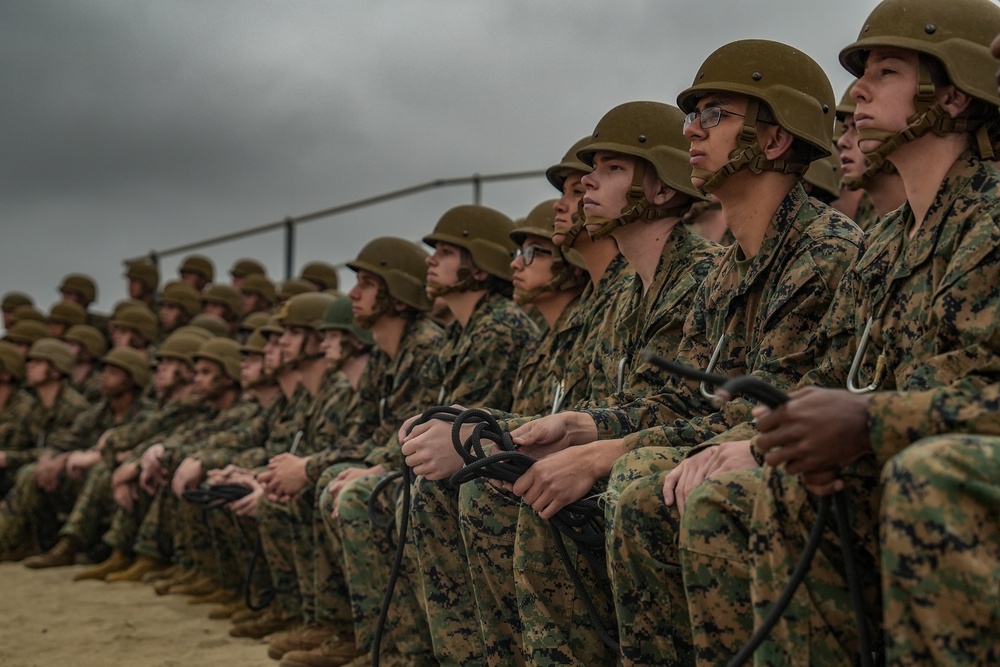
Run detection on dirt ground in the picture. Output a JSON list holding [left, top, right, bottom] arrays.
[[0, 561, 276, 666]]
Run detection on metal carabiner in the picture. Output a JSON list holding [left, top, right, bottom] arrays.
[[617, 357, 629, 394], [699, 333, 729, 400], [550, 379, 566, 415], [847, 316, 887, 394]]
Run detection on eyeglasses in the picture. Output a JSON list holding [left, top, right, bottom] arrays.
[[514, 245, 553, 266], [683, 105, 774, 131]]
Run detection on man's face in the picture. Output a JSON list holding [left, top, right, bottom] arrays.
[[240, 353, 264, 388], [320, 329, 345, 366], [683, 92, 752, 190], [279, 326, 309, 361], [425, 242, 464, 289], [109, 325, 134, 350], [852, 47, 920, 154], [836, 114, 867, 181], [60, 290, 86, 307], [101, 364, 131, 397], [348, 270, 383, 324], [193, 358, 223, 397], [159, 303, 184, 332], [25, 358, 51, 387], [155, 356, 190, 398], [263, 333, 284, 372], [551, 172, 586, 247], [581, 151, 637, 224], [128, 279, 145, 300], [511, 236, 556, 304], [202, 302, 228, 320]]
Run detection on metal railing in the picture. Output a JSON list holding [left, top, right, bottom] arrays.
[[123, 169, 546, 279]]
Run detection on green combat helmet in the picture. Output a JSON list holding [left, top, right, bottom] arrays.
[[102, 347, 152, 388], [240, 274, 276, 306], [157, 330, 209, 367], [179, 254, 215, 283], [577, 101, 708, 239], [510, 199, 588, 304], [49, 301, 87, 328], [347, 237, 433, 325], [13, 305, 46, 324], [188, 314, 230, 338], [678, 39, 835, 194], [110, 305, 159, 344], [319, 294, 375, 347], [160, 281, 202, 318], [423, 205, 517, 295], [27, 338, 75, 377], [1, 292, 33, 314], [840, 0, 1000, 168], [546, 137, 594, 253], [202, 284, 244, 321], [238, 312, 271, 336], [240, 328, 268, 355], [802, 147, 843, 204], [64, 325, 109, 360], [230, 258, 267, 280], [274, 292, 335, 367], [59, 274, 98, 305], [193, 337, 243, 382], [277, 279, 316, 303], [124, 260, 160, 295], [299, 261, 339, 291], [6, 320, 49, 347], [0, 341, 25, 381]]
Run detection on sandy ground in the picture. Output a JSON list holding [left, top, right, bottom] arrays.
[[0, 561, 277, 666]]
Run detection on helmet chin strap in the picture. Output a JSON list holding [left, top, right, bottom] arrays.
[[692, 98, 809, 195], [557, 202, 587, 255], [425, 267, 482, 299], [514, 253, 585, 305], [586, 161, 689, 241], [860, 60, 996, 171]]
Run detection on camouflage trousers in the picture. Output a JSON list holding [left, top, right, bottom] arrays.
[[60, 460, 114, 549], [258, 488, 308, 619], [103, 485, 155, 555], [881, 435, 1000, 666], [409, 475, 485, 666], [133, 482, 181, 563], [176, 496, 222, 578], [681, 459, 882, 667], [324, 470, 432, 657], [0, 462, 83, 552], [458, 470, 620, 666], [607, 446, 690, 667]]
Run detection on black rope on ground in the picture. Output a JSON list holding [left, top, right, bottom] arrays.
[[639, 350, 875, 667]]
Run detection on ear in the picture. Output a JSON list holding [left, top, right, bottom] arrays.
[[760, 125, 796, 161], [643, 169, 677, 206], [938, 84, 973, 119], [470, 267, 490, 282]]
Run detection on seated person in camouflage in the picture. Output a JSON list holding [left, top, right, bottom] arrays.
[[240, 274, 276, 317], [77, 330, 209, 580], [276, 238, 444, 667], [835, 81, 906, 228], [58, 273, 108, 336], [680, 3, 1000, 665], [124, 259, 160, 311], [0, 340, 132, 561], [229, 258, 267, 289], [0, 341, 32, 498], [201, 284, 245, 337], [105, 338, 257, 582], [401, 101, 722, 665], [47, 301, 86, 341], [158, 281, 202, 338], [2, 292, 33, 331], [21, 347, 152, 568], [108, 304, 159, 362], [178, 254, 214, 294], [591, 41, 863, 666], [64, 324, 109, 405]]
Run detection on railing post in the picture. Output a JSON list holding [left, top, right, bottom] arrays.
[[472, 173, 481, 205], [284, 217, 296, 280]]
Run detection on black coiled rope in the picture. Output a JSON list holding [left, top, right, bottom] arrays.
[[639, 350, 876, 667]]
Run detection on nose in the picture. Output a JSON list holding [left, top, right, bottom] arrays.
[[683, 114, 705, 140], [580, 171, 596, 190]]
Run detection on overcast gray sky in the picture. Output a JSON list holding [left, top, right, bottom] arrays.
[[0, 0, 891, 317]]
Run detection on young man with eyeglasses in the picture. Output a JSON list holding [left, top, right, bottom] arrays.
[[679, 2, 1000, 665], [586, 40, 866, 666]]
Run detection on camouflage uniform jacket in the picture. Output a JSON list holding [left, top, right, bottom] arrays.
[[498, 253, 634, 431], [46, 394, 148, 455], [353, 317, 446, 470], [72, 366, 104, 405], [100, 395, 207, 466], [624, 183, 864, 451], [160, 398, 262, 470], [580, 223, 723, 438], [795, 153, 1000, 468], [196, 385, 308, 470], [1, 383, 89, 467], [301, 370, 375, 482], [0, 389, 33, 451], [853, 190, 880, 232]]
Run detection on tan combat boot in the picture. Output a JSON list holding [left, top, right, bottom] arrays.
[[188, 586, 239, 605], [167, 574, 217, 596], [152, 566, 196, 594], [229, 606, 300, 640], [23, 536, 79, 569], [208, 599, 248, 620], [105, 554, 169, 582], [73, 549, 133, 581], [278, 634, 363, 667], [267, 622, 347, 660]]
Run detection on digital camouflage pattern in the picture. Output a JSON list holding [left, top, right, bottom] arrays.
[[0, 383, 89, 468], [880, 434, 1000, 666], [408, 291, 538, 665], [685, 153, 1000, 666]]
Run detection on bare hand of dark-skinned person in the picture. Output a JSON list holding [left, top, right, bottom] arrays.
[[755, 386, 872, 496], [662, 440, 757, 516]]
